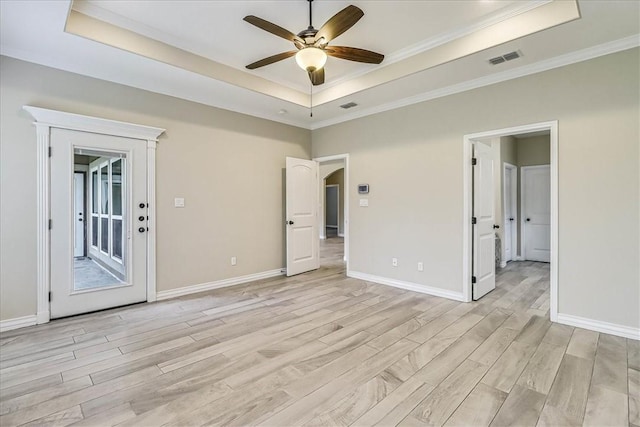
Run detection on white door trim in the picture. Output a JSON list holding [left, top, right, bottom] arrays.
[[503, 162, 517, 264], [313, 153, 350, 268], [23, 106, 165, 324], [463, 121, 558, 322]]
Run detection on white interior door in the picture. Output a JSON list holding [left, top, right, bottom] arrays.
[[523, 165, 551, 262], [73, 172, 85, 258], [473, 142, 496, 300], [503, 165, 516, 262], [286, 157, 319, 276], [50, 128, 148, 318]]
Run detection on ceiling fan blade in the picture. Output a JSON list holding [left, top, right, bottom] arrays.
[[308, 68, 325, 86], [246, 51, 297, 69], [243, 15, 303, 44], [315, 5, 364, 44], [325, 46, 384, 64]]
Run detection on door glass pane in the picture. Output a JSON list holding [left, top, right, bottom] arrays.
[[101, 217, 109, 253], [91, 216, 98, 247], [113, 219, 123, 260], [101, 165, 109, 215], [75, 150, 126, 292], [91, 170, 98, 213], [112, 159, 122, 216]]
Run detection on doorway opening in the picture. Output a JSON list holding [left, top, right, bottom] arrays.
[[314, 154, 349, 270], [463, 121, 558, 321]]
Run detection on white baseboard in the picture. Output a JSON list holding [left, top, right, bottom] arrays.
[[0, 315, 38, 332], [514, 256, 525, 261], [338, 233, 345, 237], [500, 261, 507, 268], [156, 269, 285, 301], [347, 270, 465, 302], [556, 313, 640, 341]]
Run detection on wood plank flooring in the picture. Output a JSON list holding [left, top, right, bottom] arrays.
[[0, 239, 636, 426]]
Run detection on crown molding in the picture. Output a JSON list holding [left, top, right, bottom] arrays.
[[311, 35, 640, 130]]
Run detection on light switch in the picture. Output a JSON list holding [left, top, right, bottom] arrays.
[[359, 198, 369, 207], [174, 198, 185, 208]]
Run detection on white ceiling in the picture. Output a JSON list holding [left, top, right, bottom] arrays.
[[1, 1, 638, 130]]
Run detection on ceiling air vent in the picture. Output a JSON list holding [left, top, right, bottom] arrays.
[[340, 102, 358, 109], [488, 50, 522, 65]]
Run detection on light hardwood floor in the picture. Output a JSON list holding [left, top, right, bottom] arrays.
[[1, 241, 637, 426]]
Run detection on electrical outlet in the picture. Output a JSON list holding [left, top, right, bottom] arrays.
[[231, 256, 237, 266], [392, 258, 398, 267], [418, 262, 424, 272]]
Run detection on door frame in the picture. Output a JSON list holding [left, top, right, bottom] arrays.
[[462, 121, 558, 321], [313, 153, 350, 268], [503, 162, 517, 264], [24, 106, 165, 325], [520, 164, 551, 261]]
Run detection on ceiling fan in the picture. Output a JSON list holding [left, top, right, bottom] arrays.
[[243, 0, 384, 86]]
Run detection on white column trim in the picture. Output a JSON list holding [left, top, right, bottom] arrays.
[[23, 106, 165, 325]]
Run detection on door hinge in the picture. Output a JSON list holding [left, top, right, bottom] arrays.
[[48, 147, 52, 157], [471, 217, 477, 225], [48, 219, 52, 230], [472, 276, 477, 284], [471, 157, 477, 166], [48, 291, 51, 302]]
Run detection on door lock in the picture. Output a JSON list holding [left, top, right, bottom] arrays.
[[138, 216, 145, 222], [286, 220, 294, 225], [493, 225, 500, 229], [138, 227, 146, 233]]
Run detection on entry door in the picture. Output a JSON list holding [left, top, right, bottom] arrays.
[[472, 142, 496, 300], [50, 128, 148, 318], [523, 165, 551, 262], [503, 165, 516, 262], [286, 157, 319, 276], [73, 172, 85, 257]]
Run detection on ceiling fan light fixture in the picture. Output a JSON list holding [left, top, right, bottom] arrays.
[[295, 47, 327, 72]]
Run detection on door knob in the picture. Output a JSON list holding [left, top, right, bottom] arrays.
[[526, 218, 531, 222], [138, 216, 145, 221], [78, 218, 83, 222], [493, 225, 500, 229], [139, 203, 146, 209], [286, 220, 294, 225], [138, 227, 146, 233], [509, 218, 514, 221]]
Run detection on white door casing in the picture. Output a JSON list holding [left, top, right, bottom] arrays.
[[286, 157, 319, 276], [522, 165, 551, 262], [472, 141, 496, 300], [24, 105, 164, 325], [73, 172, 85, 257], [503, 163, 517, 263], [50, 129, 148, 318]]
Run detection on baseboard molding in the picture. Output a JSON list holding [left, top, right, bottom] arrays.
[[557, 313, 640, 341], [338, 233, 345, 237], [347, 270, 465, 302], [0, 315, 38, 332], [514, 256, 525, 261], [156, 269, 285, 301], [500, 261, 507, 268]]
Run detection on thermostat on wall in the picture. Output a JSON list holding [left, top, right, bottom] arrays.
[[358, 184, 369, 194]]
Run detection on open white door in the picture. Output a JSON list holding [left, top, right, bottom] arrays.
[[472, 142, 496, 300], [286, 157, 319, 276], [50, 128, 148, 318], [522, 165, 551, 262]]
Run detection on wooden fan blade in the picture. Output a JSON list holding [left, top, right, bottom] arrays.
[[326, 46, 384, 64], [246, 51, 297, 69], [308, 68, 325, 86], [244, 15, 303, 44], [315, 5, 364, 44]]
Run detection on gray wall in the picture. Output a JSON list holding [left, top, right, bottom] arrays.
[[0, 56, 311, 321], [312, 48, 639, 329]]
